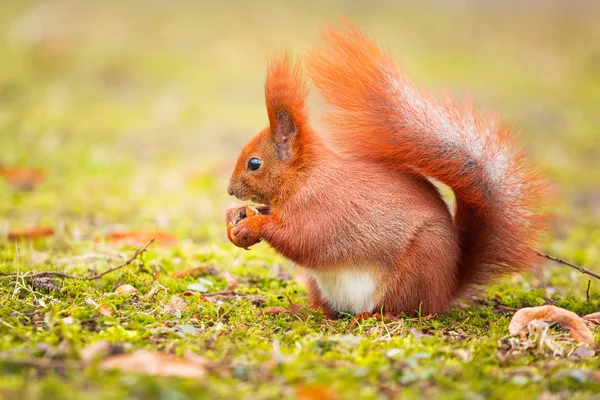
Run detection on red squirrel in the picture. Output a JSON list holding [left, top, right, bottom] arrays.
[[225, 24, 549, 319]]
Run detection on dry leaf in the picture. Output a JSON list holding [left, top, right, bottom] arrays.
[[142, 285, 164, 299], [7, 227, 54, 241], [296, 384, 334, 400], [264, 306, 288, 315], [179, 291, 209, 302], [164, 295, 187, 316], [410, 328, 430, 339], [99, 349, 207, 378], [105, 230, 176, 247], [582, 312, 600, 325], [96, 304, 113, 317], [171, 264, 212, 279], [81, 340, 112, 364], [223, 271, 239, 290], [114, 284, 137, 296], [509, 305, 595, 346], [573, 346, 595, 358], [0, 167, 46, 190], [288, 298, 303, 317]]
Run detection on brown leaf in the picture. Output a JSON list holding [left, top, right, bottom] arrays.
[[0, 167, 46, 190], [99, 349, 207, 378], [105, 230, 176, 247], [164, 295, 187, 316], [264, 306, 289, 315], [114, 284, 137, 296], [582, 312, 600, 324], [7, 227, 54, 241], [180, 291, 209, 302], [81, 340, 112, 364], [96, 305, 113, 317], [222, 271, 239, 291], [142, 286, 163, 299], [286, 296, 309, 322], [289, 299, 303, 316], [171, 264, 213, 279], [509, 305, 595, 346], [296, 384, 334, 400]]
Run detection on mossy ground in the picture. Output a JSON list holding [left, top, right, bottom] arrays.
[[1, 1, 600, 399]]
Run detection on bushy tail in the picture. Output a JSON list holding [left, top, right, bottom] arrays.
[[306, 24, 549, 289]]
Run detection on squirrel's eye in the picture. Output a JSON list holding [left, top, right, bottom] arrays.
[[247, 157, 262, 171]]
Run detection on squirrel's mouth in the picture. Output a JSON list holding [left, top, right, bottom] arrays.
[[227, 185, 270, 206], [251, 197, 270, 206]]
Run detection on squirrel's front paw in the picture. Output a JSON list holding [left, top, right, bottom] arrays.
[[229, 218, 262, 249], [226, 206, 248, 227]]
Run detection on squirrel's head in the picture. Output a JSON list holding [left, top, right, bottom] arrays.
[[227, 54, 313, 206]]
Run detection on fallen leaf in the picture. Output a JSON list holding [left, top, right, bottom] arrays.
[[105, 230, 176, 247], [164, 295, 187, 316], [287, 296, 308, 321], [290, 303, 304, 317], [187, 278, 214, 293], [96, 304, 113, 317], [509, 305, 595, 346], [171, 264, 213, 279], [81, 340, 112, 364], [582, 312, 600, 324], [114, 284, 137, 296], [573, 346, 595, 358], [0, 167, 45, 190], [177, 324, 198, 335], [142, 285, 166, 299], [296, 384, 334, 400], [180, 291, 209, 302], [410, 328, 431, 339], [7, 227, 54, 241], [223, 271, 239, 290], [264, 306, 288, 315], [99, 349, 207, 378]]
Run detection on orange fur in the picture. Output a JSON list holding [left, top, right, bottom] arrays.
[[226, 24, 550, 318], [307, 23, 549, 290]]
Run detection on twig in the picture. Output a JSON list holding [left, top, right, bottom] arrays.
[[0, 354, 82, 369], [202, 290, 235, 297], [586, 280, 591, 302], [0, 238, 155, 281], [496, 305, 519, 312], [536, 251, 600, 281]]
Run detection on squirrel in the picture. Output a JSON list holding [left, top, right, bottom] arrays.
[[225, 24, 549, 319]]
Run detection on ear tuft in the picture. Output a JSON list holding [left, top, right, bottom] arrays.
[[265, 53, 309, 161]]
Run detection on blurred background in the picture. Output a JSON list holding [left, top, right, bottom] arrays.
[[1, 0, 599, 265]]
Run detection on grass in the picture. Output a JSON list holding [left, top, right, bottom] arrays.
[[1, 1, 600, 399]]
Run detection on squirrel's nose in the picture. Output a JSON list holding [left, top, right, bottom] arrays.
[[227, 184, 234, 196]]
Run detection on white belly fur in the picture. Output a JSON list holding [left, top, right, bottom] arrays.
[[309, 267, 379, 314]]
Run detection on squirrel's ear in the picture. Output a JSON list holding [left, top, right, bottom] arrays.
[[265, 53, 308, 162], [272, 109, 297, 161]]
